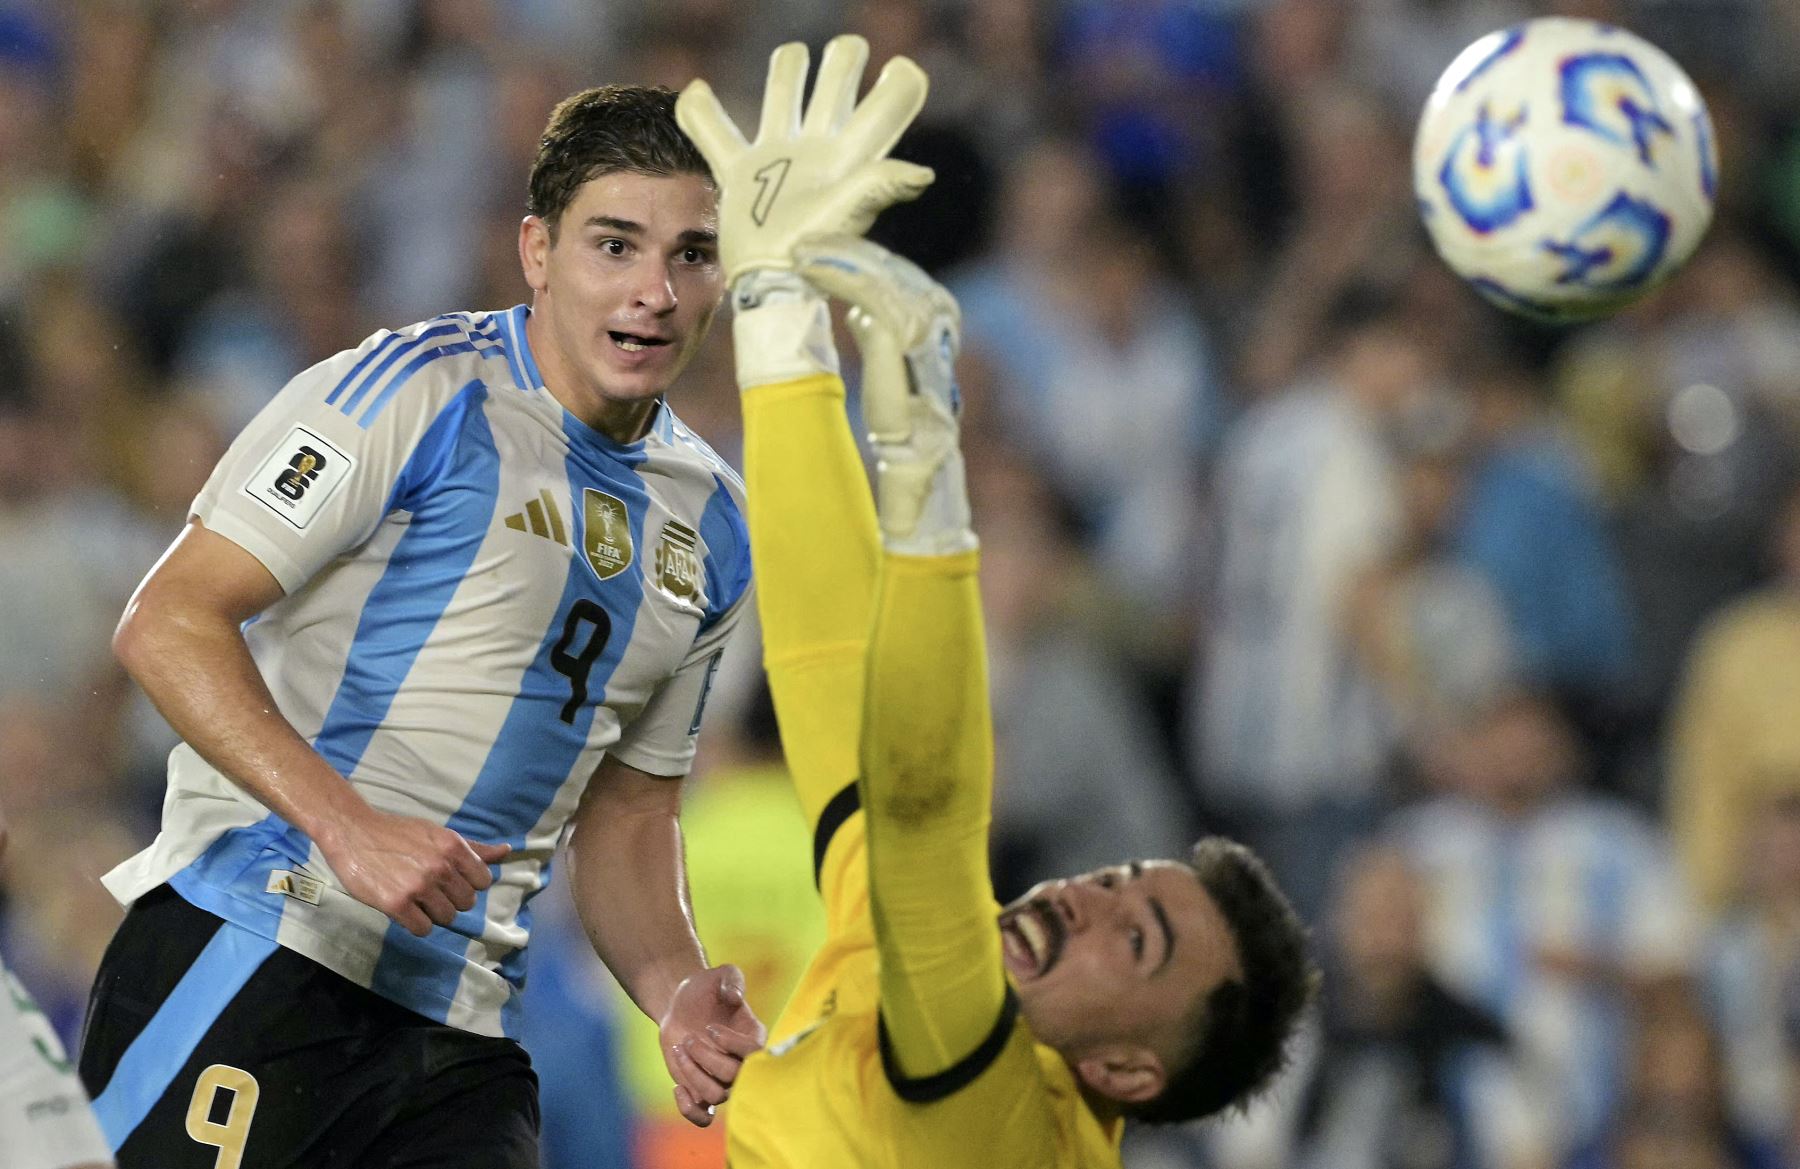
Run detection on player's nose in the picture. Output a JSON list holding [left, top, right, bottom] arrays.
[[633, 264, 678, 314]]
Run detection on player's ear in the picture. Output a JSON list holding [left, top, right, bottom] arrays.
[[1074, 1044, 1165, 1104], [519, 214, 552, 293]]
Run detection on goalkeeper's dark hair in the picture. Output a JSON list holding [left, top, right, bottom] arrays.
[[528, 85, 711, 237], [1128, 837, 1317, 1126]]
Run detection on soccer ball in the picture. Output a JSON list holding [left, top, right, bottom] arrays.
[[1412, 18, 1717, 323]]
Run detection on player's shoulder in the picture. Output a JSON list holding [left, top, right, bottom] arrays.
[[283, 309, 529, 431], [652, 404, 746, 500]]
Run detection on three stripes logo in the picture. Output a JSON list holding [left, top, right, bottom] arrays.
[[503, 488, 570, 547]]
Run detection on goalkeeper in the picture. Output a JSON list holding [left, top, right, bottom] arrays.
[[678, 40, 1315, 1165]]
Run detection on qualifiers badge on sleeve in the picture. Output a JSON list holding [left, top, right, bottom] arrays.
[[241, 425, 354, 529]]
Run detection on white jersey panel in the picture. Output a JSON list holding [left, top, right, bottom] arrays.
[[105, 306, 752, 1038]]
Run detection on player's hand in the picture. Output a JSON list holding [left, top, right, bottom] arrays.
[[797, 233, 963, 539], [318, 806, 511, 937], [658, 963, 766, 1127], [676, 35, 933, 289]]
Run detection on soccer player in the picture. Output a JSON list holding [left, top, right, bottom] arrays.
[[0, 805, 113, 1169], [676, 50, 1317, 1165], [76, 58, 929, 1167]]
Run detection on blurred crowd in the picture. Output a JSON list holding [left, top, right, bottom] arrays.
[[6, 0, 1800, 1167]]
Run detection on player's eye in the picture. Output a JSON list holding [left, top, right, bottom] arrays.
[[679, 247, 712, 265], [1130, 927, 1144, 960], [1095, 872, 1115, 889], [599, 238, 628, 256]]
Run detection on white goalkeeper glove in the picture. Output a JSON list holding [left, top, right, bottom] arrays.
[[676, 36, 934, 389], [796, 234, 974, 555]]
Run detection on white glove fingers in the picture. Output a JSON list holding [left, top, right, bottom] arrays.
[[675, 80, 747, 169], [838, 55, 929, 164], [836, 159, 934, 236], [757, 41, 810, 143], [802, 34, 869, 138]]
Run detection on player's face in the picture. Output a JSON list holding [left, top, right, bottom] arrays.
[[1001, 860, 1241, 1102], [520, 169, 722, 429]]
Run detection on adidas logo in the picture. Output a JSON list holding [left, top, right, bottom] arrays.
[[504, 489, 570, 547]]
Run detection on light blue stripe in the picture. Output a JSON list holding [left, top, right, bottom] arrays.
[[491, 309, 531, 393], [337, 321, 465, 417], [169, 815, 311, 937], [368, 422, 652, 1028], [1488, 829, 1524, 1013], [324, 329, 412, 406], [91, 923, 278, 1151], [317, 383, 497, 778], [696, 475, 749, 632], [355, 339, 506, 429], [508, 305, 545, 391]]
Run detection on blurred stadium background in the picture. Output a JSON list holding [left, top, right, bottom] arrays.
[[5, 0, 1800, 1166]]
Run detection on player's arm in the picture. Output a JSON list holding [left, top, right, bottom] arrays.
[[564, 756, 763, 1128], [115, 523, 507, 937], [801, 237, 1015, 1090], [677, 37, 931, 900]]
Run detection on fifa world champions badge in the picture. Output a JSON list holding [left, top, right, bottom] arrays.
[[582, 488, 634, 581]]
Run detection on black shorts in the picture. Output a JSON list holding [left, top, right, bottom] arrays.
[[78, 885, 540, 1168]]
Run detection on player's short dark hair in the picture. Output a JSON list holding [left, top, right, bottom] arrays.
[[527, 85, 711, 236], [1129, 837, 1316, 1126]]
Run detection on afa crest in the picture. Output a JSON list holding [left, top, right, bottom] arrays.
[[582, 489, 633, 581], [655, 521, 703, 605]]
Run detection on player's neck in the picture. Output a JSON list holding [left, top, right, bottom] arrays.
[[525, 311, 660, 444], [553, 384, 660, 445]]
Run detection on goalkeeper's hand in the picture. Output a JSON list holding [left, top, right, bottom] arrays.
[[675, 35, 934, 291], [796, 234, 972, 552]]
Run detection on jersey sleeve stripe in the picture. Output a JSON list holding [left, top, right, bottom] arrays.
[[355, 338, 509, 429], [480, 309, 530, 392], [503, 305, 546, 391], [324, 329, 410, 406], [812, 780, 861, 889], [877, 986, 1021, 1104], [336, 321, 467, 417]]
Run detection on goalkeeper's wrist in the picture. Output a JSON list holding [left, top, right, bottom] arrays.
[[730, 269, 839, 389]]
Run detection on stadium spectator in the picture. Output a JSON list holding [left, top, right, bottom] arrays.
[[1698, 791, 1800, 1169], [954, 143, 1221, 620], [1347, 429, 1519, 754], [1393, 691, 1698, 1160], [1453, 353, 1634, 706], [1575, 981, 1765, 1169], [1189, 291, 1434, 923], [975, 449, 1194, 902], [1207, 843, 1554, 1169], [1669, 478, 1800, 909]]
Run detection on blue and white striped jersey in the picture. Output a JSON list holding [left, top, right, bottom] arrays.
[[104, 306, 752, 1038]]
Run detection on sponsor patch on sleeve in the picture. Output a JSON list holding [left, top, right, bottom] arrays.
[[239, 425, 354, 530]]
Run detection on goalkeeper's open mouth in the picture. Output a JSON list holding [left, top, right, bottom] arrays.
[[998, 897, 1066, 981]]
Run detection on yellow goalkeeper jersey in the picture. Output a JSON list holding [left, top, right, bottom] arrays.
[[725, 813, 1124, 1168]]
